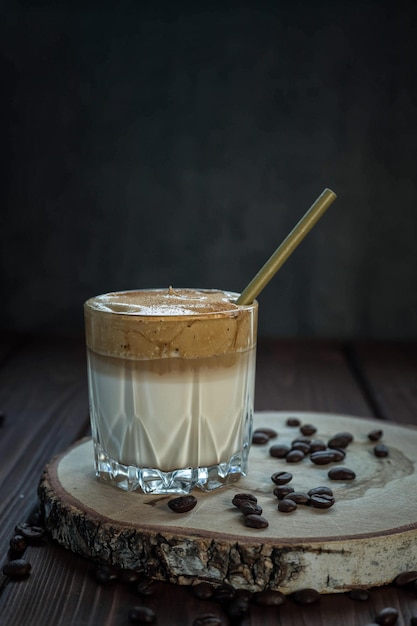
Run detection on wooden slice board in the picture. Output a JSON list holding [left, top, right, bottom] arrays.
[[39, 411, 417, 594]]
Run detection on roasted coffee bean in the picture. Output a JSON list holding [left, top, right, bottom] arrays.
[[193, 615, 223, 626], [167, 495, 197, 513], [286, 449, 305, 463], [15, 523, 45, 544], [328, 467, 356, 480], [191, 581, 214, 599], [273, 485, 295, 499], [309, 439, 327, 452], [292, 587, 321, 605], [347, 588, 370, 601], [269, 444, 290, 458], [92, 564, 119, 585], [238, 501, 263, 516], [128, 606, 157, 624], [310, 450, 341, 465], [244, 514, 269, 529], [327, 432, 354, 449], [225, 595, 250, 621], [300, 424, 317, 436], [286, 492, 310, 505], [252, 589, 286, 606], [291, 441, 310, 454], [118, 569, 143, 585], [368, 429, 383, 441], [232, 493, 257, 508], [286, 417, 301, 427], [271, 471, 293, 485], [292, 436, 312, 445], [254, 427, 278, 440], [309, 493, 335, 509], [374, 607, 399, 625], [394, 570, 417, 586], [278, 498, 297, 513], [374, 444, 389, 458], [252, 431, 270, 444], [330, 448, 346, 461], [308, 486, 334, 497], [134, 578, 159, 596], [213, 583, 235, 603], [2, 558, 31, 579], [9, 534, 27, 556]]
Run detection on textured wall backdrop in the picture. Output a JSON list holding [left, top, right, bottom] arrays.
[[1, 1, 416, 338]]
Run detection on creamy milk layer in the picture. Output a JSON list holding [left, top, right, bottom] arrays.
[[84, 288, 258, 480], [88, 349, 256, 471]]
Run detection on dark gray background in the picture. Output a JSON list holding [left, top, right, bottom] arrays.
[[1, 0, 416, 338]]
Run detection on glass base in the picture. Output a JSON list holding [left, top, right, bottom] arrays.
[[93, 442, 248, 495]]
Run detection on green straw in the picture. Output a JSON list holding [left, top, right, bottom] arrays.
[[237, 188, 337, 305]]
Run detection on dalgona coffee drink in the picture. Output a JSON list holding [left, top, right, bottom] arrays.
[[84, 288, 258, 494]]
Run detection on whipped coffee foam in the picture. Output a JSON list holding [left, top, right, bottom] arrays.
[[84, 288, 258, 490]]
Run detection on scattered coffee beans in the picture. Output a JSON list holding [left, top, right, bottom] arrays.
[[374, 444, 389, 458], [9, 534, 27, 556], [292, 587, 321, 605], [193, 615, 223, 626], [291, 441, 310, 454], [278, 499, 297, 513], [213, 583, 235, 603], [394, 570, 417, 586], [254, 427, 278, 440], [271, 471, 293, 485], [347, 588, 370, 601], [128, 606, 157, 624], [232, 493, 257, 508], [327, 432, 354, 449], [310, 450, 342, 465], [244, 514, 269, 529], [2, 558, 31, 579], [286, 492, 310, 505], [286, 449, 305, 463], [307, 486, 333, 497], [273, 485, 295, 499], [300, 423, 317, 436], [225, 595, 250, 621], [191, 582, 214, 600], [133, 578, 159, 596], [368, 429, 383, 441], [238, 501, 263, 516], [309, 439, 327, 452], [92, 564, 119, 585], [309, 493, 335, 509], [328, 467, 356, 480], [167, 495, 197, 513], [252, 589, 286, 606], [286, 417, 301, 427], [15, 522, 45, 544], [374, 607, 399, 625], [118, 569, 143, 585], [269, 444, 290, 458], [252, 431, 270, 444]]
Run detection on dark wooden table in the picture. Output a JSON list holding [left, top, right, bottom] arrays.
[[0, 333, 416, 625]]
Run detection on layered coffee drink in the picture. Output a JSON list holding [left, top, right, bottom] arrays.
[[84, 288, 258, 494]]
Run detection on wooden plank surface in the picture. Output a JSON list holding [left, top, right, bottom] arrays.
[[1, 335, 417, 625]]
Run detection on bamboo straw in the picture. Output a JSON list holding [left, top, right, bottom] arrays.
[[236, 188, 337, 305]]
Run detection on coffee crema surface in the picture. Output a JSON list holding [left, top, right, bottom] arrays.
[[85, 288, 255, 360], [84, 288, 258, 493]]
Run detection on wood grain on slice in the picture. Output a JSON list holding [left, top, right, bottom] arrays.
[[39, 411, 417, 594]]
